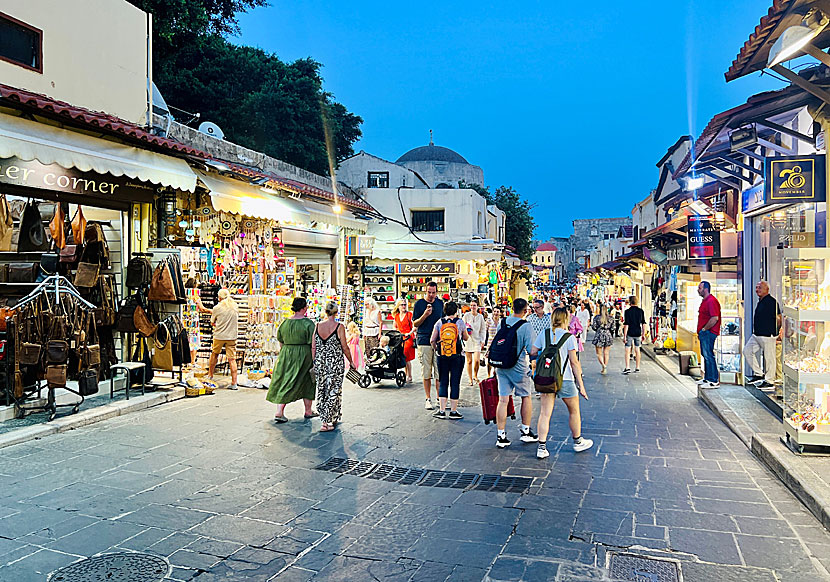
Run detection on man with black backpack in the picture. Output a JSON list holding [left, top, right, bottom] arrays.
[[488, 298, 538, 448]]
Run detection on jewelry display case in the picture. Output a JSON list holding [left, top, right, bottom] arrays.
[[781, 248, 830, 452]]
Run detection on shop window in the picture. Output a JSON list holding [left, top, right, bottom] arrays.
[[412, 209, 445, 232], [367, 172, 389, 188], [0, 12, 42, 72]]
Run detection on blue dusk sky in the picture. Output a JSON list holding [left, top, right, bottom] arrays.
[[236, 0, 784, 239]]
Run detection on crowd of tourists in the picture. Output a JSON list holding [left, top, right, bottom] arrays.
[[200, 276, 770, 459]]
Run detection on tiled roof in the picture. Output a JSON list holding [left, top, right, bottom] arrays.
[[618, 225, 633, 238], [535, 243, 558, 251], [724, 0, 796, 82], [0, 83, 206, 157]]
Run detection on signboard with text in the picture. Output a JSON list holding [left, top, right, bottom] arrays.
[[687, 216, 721, 259], [765, 154, 826, 204], [346, 235, 375, 256], [395, 262, 456, 275], [666, 244, 688, 263], [742, 183, 765, 213]]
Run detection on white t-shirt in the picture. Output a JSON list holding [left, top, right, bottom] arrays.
[[462, 312, 486, 346], [533, 328, 578, 382]]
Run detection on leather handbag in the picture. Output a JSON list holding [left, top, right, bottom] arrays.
[[40, 252, 59, 275], [151, 323, 174, 371], [49, 203, 66, 250], [70, 205, 87, 246], [0, 193, 12, 251], [46, 339, 69, 364], [0, 307, 15, 332], [130, 338, 154, 385], [148, 262, 177, 302], [17, 200, 49, 252], [0, 264, 7, 282], [8, 263, 37, 283], [19, 342, 41, 365], [134, 304, 157, 337], [78, 369, 99, 396], [116, 296, 140, 333], [60, 245, 81, 265], [84, 318, 100, 366], [74, 261, 99, 287], [46, 364, 67, 387]]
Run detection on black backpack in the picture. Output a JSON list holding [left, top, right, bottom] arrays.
[[126, 256, 153, 288], [115, 296, 140, 333], [487, 319, 528, 369]]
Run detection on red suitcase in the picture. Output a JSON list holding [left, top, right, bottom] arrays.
[[479, 376, 516, 424]]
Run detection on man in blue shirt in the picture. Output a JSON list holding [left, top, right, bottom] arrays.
[[495, 298, 538, 448], [412, 281, 444, 410]]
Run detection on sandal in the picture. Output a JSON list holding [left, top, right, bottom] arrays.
[[273, 416, 288, 424], [320, 423, 335, 432], [304, 412, 319, 419]]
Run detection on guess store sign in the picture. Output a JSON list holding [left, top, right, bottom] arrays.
[[687, 216, 720, 259]]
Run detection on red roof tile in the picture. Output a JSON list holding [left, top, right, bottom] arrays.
[[535, 243, 558, 251], [0, 83, 207, 157], [725, 0, 796, 82]]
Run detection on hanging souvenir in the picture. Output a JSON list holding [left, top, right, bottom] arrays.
[[219, 217, 239, 238]]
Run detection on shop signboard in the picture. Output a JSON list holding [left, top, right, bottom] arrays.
[[396, 262, 456, 275], [666, 244, 687, 263], [765, 154, 826, 204], [687, 216, 721, 259], [346, 235, 374, 256], [741, 183, 765, 213], [778, 232, 815, 247], [0, 156, 156, 202]]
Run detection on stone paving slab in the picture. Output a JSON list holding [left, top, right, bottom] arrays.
[[0, 338, 828, 581]]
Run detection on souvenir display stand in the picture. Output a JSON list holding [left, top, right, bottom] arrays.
[[781, 248, 830, 453], [11, 275, 96, 421], [144, 249, 188, 388]]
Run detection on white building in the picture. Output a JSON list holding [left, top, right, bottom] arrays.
[[395, 140, 484, 188], [337, 151, 428, 190]]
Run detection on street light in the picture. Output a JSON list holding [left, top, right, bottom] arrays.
[[767, 10, 829, 67]]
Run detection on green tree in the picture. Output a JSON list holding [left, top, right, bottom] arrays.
[[128, 0, 362, 175], [460, 182, 537, 262]]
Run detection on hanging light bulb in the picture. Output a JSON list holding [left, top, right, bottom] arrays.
[[193, 219, 202, 227], [178, 219, 188, 228]]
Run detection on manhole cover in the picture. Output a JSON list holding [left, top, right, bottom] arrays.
[[49, 553, 170, 582], [608, 553, 680, 582]]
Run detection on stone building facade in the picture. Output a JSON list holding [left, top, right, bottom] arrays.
[[567, 217, 631, 276]]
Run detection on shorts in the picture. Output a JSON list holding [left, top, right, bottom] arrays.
[[558, 380, 578, 399], [625, 336, 642, 348], [495, 368, 532, 398], [212, 339, 236, 358], [418, 345, 439, 380]]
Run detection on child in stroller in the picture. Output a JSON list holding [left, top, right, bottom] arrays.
[[357, 330, 408, 387]]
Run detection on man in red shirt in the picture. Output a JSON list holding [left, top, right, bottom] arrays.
[[697, 281, 721, 387]]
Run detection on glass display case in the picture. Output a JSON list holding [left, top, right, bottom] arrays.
[[781, 248, 830, 452]]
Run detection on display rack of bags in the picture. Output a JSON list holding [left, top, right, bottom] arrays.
[[9, 275, 99, 421]]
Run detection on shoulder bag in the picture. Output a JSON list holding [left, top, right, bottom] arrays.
[[148, 261, 177, 302], [71, 205, 87, 246], [78, 369, 99, 396], [151, 323, 174, 371], [8, 263, 37, 283], [46, 364, 67, 387], [130, 338, 155, 385], [134, 303, 157, 337], [48, 202, 66, 250], [0, 193, 13, 251], [17, 200, 48, 252], [83, 316, 101, 367]]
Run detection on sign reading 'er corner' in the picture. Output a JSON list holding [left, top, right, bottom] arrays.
[[764, 153, 826, 204]]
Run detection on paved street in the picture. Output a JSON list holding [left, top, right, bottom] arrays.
[[0, 339, 829, 582]]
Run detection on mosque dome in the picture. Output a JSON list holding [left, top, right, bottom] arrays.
[[396, 144, 469, 164]]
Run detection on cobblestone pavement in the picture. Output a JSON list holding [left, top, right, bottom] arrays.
[[0, 339, 829, 581]]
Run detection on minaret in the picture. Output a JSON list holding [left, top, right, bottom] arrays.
[[429, 129, 433, 146]]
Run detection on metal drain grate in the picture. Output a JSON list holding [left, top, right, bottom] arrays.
[[314, 457, 533, 493], [608, 553, 680, 582], [49, 553, 170, 582]]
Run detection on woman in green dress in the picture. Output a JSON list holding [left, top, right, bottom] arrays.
[[267, 297, 318, 423]]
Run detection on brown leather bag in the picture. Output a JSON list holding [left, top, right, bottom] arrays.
[[133, 304, 157, 337], [0, 193, 12, 251], [49, 203, 66, 250], [46, 340, 69, 364], [46, 364, 67, 386], [148, 262, 177, 302], [8, 263, 37, 283], [71, 206, 87, 246], [0, 307, 15, 332], [60, 245, 81, 265], [74, 261, 99, 287], [19, 343, 41, 365], [83, 317, 100, 366], [151, 323, 174, 371]]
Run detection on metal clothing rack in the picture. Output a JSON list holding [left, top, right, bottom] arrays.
[[13, 275, 95, 421]]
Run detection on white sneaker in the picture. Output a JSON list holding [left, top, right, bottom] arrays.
[[696, 378, 708, 385], [573, 438, 594, 453], [536, 446, 550, 459], [425, 399, 434, 410], [706, 382, 720, 388]]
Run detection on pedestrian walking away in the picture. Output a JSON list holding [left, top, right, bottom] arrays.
[[206, 288, 239, 390], [567, 304, 584, 358], [393, 299, 417, 383], [430, 301, 469, 419], [622, 295, 645, 374], [462, 300, 486, 385], [266, 297, 317, 423], [312, 301, 355, 431], [697, 280, 722, 387], [743, 280, 781, 390], [363, 298, 382, 354], [591, 304, 614, 374], [490, 298, 538, 448], [531, 307, 592, 458], [345, 322, 365, 371], [412, 281, 444, 409], [576, 300, 591, 346]]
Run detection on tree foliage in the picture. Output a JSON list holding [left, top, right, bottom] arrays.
[[128, 0, 363, 176], [460, 182, 537, 262]]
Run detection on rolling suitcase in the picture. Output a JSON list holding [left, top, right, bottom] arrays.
[[479, 375, 515, 424]]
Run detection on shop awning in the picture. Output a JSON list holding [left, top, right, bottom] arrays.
[[303, 199, 368, 232], [196, 171, 310, 223], [371, 241, 503, 262], [0, 113, 198, 192]]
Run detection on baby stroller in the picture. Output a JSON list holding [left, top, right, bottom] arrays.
[[357, 330, 407, 388]]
